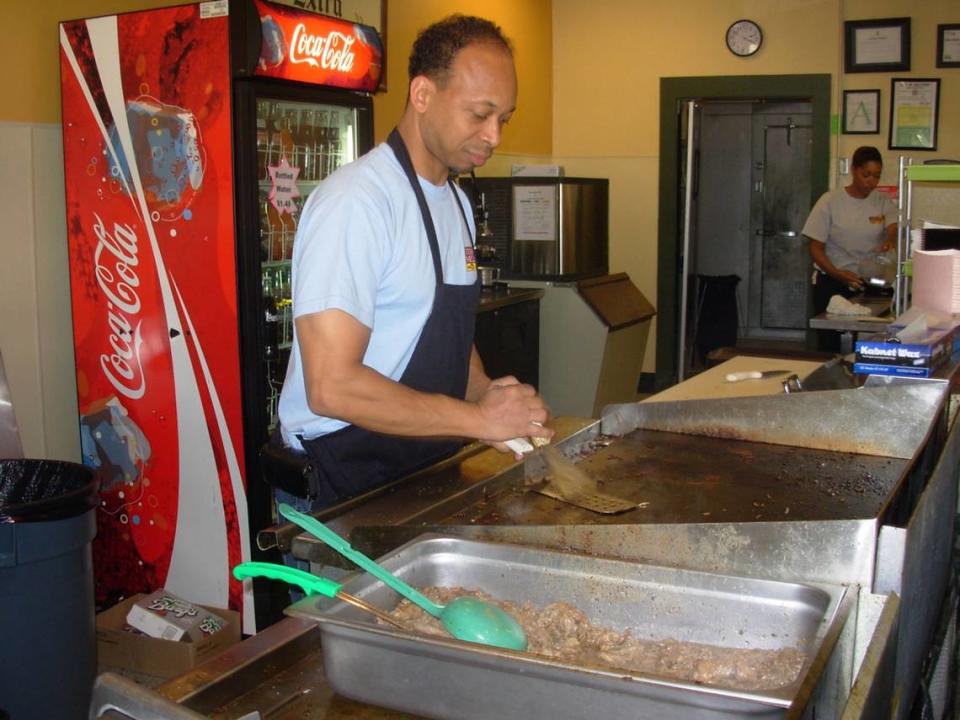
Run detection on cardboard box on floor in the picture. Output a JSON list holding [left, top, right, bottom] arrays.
[[97, 594, 240, 679]]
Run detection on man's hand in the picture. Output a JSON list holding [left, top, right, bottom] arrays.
[[476, 380, 553, 447]]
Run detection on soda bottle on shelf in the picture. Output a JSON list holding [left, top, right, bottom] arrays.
[[277, 264, 292, 301], [265, 202, 286, 261], [277, 213, 297, 260], [298, 109, 316, 181], [283, 210, 299, 260], [258, 191, 273, 259], [321, 112, 335, 177], [266, 381, 280, 430], [255, 102, 270, 180], [327, 112, 343, 177], [262, 266, 280, 360], [278, 298, 293, 348], [261, 264, 274, 298], [263, 294, 280, 362], [280, 109, 297, 168], [265, 103, 283, 175], [314, 110, 330, 180]]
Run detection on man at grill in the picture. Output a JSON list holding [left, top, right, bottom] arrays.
[[275, 15, 552, 513]]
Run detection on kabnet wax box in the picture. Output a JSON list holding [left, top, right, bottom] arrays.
[[854, 329, 956, 378]]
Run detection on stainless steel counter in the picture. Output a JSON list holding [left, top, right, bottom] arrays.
[[475, 285, 544, 313], [91, 365, 960, 720], [94, 617, 420, 719], [808, 295, 893, 354]]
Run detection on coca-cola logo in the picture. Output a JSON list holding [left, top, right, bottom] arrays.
[[289, 23, 356, 72], [93, 213, 146, 400]]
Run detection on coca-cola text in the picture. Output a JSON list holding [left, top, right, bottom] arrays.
[[93, 213, 146, 400], [289, 24, 356, 72]]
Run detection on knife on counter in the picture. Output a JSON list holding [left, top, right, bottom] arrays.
[[724, 369, 792, 383]]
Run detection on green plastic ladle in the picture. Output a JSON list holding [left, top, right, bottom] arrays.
[[278, 503, 528, 651], [232, 561, 406, 629]]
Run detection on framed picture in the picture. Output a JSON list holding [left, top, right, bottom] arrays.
[[844, 17, 910, 73], [888, 78, 940, 151], [937, 24, 960, 68], [842, 90, 881, 134]]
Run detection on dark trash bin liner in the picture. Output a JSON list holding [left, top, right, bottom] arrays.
[[0, 458, 99, 521], [0, 459, 99, 720], [693, 274, 741, 367]]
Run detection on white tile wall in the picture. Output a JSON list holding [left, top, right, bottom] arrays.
[[0, 121, 80, 461]]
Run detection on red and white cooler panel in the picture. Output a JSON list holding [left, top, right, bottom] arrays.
[[59, 3, 251, 627]]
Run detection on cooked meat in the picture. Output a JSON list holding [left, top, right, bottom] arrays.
[[386, 586, 806, 692]]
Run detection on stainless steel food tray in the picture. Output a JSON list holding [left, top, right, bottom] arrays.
[[287, 536, 850, 720]]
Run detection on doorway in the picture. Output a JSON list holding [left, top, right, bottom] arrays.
[[656, 75, 831, 390]]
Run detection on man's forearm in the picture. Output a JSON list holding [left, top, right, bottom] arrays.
[[294, 311, 546, 444], [307, 362, 486, 439]]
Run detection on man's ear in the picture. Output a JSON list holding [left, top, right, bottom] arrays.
[[409, 75, 435, 113]]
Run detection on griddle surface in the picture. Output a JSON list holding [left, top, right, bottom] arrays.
[[446, 429, 906, 526]]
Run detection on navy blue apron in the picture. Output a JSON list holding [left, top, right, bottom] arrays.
[[299, 129, 480, 505]]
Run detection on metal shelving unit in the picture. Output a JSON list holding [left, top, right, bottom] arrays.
[[895, 161, 960, 316]]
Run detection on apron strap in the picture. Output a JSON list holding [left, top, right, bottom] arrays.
[[386, 129, 444, 286], [451, 180, 476, 249]]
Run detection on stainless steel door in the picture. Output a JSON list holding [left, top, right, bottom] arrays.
[[754, 110, 812, 330]]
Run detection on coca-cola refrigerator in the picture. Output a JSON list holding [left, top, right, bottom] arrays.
[[59, 0, 381, 631]]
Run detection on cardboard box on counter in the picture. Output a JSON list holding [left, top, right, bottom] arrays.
[[97, 594, 240, 679], [854, 327, 957, 378], [127, 589, 226, 642]]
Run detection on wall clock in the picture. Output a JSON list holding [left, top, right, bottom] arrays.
[[726, 19, 763, 57]]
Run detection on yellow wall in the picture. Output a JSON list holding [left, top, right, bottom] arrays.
[[552, 0, 960, 373], [373, 0, 552, 153], [554, 0, 840, 157], [5, 1, 553, 155], [4, 1, 173, 123]]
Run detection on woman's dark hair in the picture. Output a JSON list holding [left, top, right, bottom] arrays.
[[408, 15, 513, 87], [852, 146, 883, 169]]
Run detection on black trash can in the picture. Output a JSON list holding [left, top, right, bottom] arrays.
[[0, 459, 99, 720], [693, 274, 741, 368]]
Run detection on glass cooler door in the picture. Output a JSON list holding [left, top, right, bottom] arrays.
[[256, 97, 361, 430]]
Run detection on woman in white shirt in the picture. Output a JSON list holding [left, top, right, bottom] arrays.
[[802, 145, 897, 350]]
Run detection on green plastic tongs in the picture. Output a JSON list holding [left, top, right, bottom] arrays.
[[232, 561, 405, 629]]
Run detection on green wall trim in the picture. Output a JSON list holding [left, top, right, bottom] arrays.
[[655, 74, 832, 391]]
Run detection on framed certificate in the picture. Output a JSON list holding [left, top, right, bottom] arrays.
[[888, 78, 940, 151], [844, 17, 910, 73], [842, 90, 880, 134], [937, 24, 960, 68]]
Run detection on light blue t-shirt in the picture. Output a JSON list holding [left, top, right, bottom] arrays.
[[278, 142, 477, 448]]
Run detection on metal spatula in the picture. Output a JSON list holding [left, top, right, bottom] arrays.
[[535, 446, 636, 515]]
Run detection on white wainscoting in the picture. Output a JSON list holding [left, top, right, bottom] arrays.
[[0, 121, 80, 461]]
